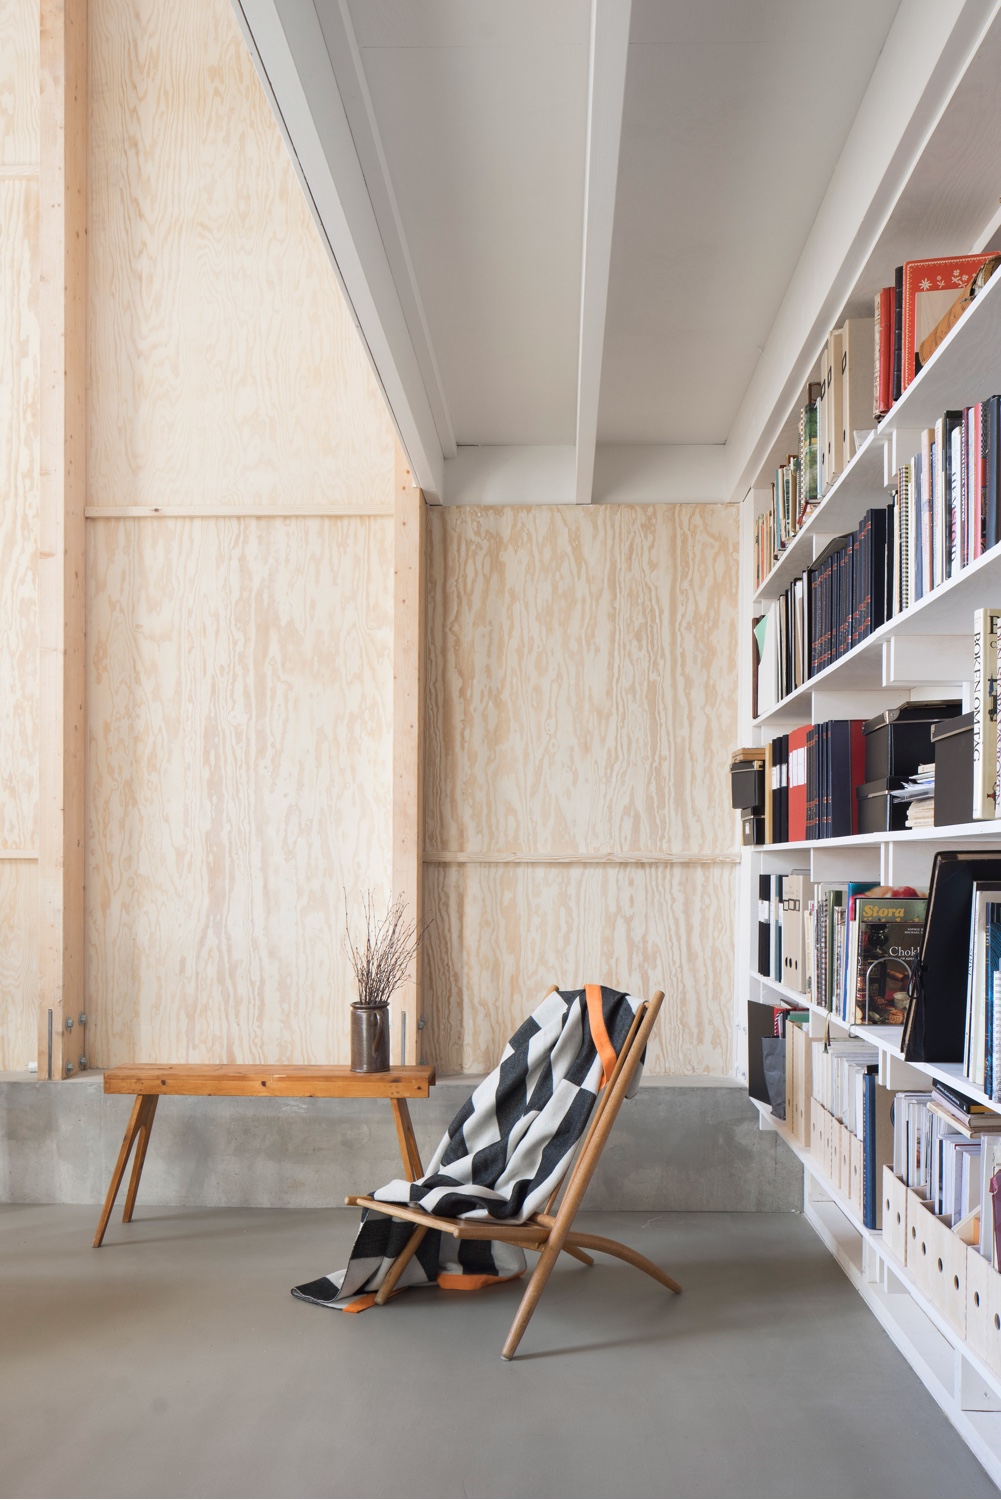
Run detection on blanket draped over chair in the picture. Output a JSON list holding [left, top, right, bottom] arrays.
[[291, 985, 643, 1312]]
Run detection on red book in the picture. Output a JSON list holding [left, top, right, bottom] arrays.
[[874, 286, 893, 418], [787, 724, 810, 843], [901, 255, 995, 391]]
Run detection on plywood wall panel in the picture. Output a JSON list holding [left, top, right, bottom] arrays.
[[0, 861, 38, 1072], [424, 502, 740, 1077], [0, 174, 39, 850], [87, 516, 393, 1067], [0, 0, 40, 165], [88, 0, 395, 513], [425, 504, 740, 859], [424, 860, 735, 1076]]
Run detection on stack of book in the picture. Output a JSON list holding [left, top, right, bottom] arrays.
[[754, 721, 868, 843], [874, 253, 1000, 415], [810, 1036, 891, 1228], [893, 1090, 984, 1222]]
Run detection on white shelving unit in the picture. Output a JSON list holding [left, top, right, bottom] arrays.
[[754, 1099, 1001, 1487], [734, 35, 1001, 1479]]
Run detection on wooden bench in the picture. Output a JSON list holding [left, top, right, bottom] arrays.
[[93, 1063, 436, 1248]]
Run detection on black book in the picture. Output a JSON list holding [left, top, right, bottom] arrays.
[[985, 395, 1001, 552], [902, 851, 1001, 1062], [807, 536, 849, 677], [891, 264, 904, 403], [757, 873, 771, 976], [866, 506, 889, 634]]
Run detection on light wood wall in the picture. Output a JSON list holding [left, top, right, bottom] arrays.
[[424, 503, 740, 1076], [0, 0, 40, 1070], [86, 0, 397, 1066]]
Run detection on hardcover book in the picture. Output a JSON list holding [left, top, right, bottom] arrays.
[[901, 255, 997, 391]]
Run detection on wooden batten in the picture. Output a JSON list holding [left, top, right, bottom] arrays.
[[392, 446, 426, 1064], [37, 0, 87, 1079]]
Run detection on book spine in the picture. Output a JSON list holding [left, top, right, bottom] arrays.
[[892, 266, 903, 403], [973, 606, 1001, 819]]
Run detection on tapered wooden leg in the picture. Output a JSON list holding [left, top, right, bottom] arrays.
[[93, 1095, 147, 1248], [501, 1231, 567, 1361], [565, 1231, 682, 1293], [122, 1095, 158, 1224], [374, 1224, 428, 1305], [390, 1098, 423, 1180]]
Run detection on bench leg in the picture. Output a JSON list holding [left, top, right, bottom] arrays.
[[122, 1094, 158, 1224], [391, 1099, 423, 1180], [93, 1095, 149, 1248]]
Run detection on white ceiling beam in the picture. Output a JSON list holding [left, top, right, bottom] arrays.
[[316, 1, 457, 463], [574, 0, 632, 506], [231, 0, 447, 500], [444, 447, 576, 507]]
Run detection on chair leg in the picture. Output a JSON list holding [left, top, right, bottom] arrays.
[[122, 1095, 158, 1224], [566, 1231, 682, 1294], [93, 1095, 147, 1248], [501, 1230, 567, 1361], [374, 1225, 428, 1305]]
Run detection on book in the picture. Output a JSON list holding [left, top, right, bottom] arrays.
[[853, 894, 927, 1025], [966, 885, 1001, 1090], [874, 287, 893, 419], [787, 725, 809, 843], [901, 255, 998, 391], [824, 328, 844, 492], [892, 264, 903, 403], [972, 606, 1001, 819], [841, 317, 874, 462]]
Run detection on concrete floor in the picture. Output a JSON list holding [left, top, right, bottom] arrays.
[[1, 1206, 997, 1500]]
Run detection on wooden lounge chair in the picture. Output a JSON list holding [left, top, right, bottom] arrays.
[[347, 989, 681, 1360]]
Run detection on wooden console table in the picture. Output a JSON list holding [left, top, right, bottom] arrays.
[[93, 1063, 436, 1248]]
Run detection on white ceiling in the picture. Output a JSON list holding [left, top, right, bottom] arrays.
[[599, 1, 899, 445], [233, 0, 1001, 500]]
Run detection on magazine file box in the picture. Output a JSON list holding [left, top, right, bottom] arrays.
[[902, 850, 1001, 1062]]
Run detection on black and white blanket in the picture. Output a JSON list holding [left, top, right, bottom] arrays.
[[291, 985, 644, 1311]]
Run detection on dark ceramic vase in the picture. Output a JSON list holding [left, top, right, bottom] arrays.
[[350, 1002, 390, 1072]]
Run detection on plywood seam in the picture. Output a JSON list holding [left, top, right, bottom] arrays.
[[424, 851, 740, 865], [0, 852, 39, 861], [0, 165, 40, 176], [85, 506, 393, 519]]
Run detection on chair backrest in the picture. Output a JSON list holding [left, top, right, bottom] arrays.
[[543, 991, 664, 1218]]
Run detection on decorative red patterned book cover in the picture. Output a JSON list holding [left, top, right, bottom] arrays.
[[901, 255, 995, 392]]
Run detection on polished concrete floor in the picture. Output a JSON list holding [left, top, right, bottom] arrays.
[[1, 1205, 998, 1499]]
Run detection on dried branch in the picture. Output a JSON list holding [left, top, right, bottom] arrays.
[[344, 891, 428, 1008]]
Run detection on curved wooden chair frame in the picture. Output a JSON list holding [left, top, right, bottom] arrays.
[[347, 988, 681, 1360]]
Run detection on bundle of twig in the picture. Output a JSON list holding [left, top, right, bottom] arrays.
[[344, 891, 425, 1007]]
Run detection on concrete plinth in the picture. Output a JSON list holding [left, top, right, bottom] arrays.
[[0, 1071, 801, 1211]]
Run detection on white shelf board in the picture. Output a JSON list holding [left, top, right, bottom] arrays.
[[754, 261, 1001, 605], [757, 820, 1001, 853], [749, 971, 812, 1007]]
